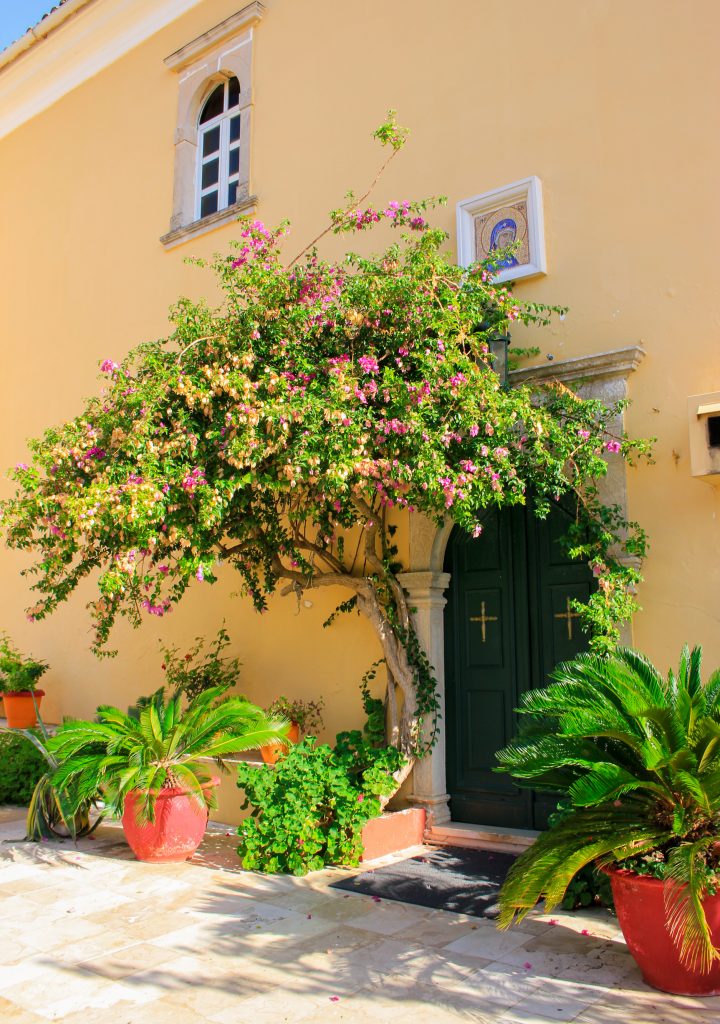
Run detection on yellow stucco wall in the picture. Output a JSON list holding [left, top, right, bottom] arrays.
[[1, 0, 719, 822]]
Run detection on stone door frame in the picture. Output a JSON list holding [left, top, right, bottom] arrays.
[[400, 345, 645, 827]]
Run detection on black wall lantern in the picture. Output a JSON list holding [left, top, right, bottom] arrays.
[[488, 331, 510, 387]]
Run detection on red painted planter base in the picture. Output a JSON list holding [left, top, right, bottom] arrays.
[[608, 867, 720, 996], [360, 807, 426, 861], [122, 777, 219, 863]]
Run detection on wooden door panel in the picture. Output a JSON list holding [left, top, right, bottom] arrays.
[[445, 500, 595, 831]]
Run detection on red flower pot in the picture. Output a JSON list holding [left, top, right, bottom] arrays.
[[607, 866, 720, 995], [260, 720, 300, 765], [3, 689, 44, 729], [122, 776, 220, 863]]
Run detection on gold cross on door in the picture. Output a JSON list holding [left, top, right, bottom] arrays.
[[554, 596, 581, 641], [470, 600, 498, 643]]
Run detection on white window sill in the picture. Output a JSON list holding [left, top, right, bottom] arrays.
[[160, 194, 257, 250]]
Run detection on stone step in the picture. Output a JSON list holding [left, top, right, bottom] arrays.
[[426, 820, 538, 856]]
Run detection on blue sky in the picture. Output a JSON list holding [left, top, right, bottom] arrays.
[[0, 2, 58, 53]]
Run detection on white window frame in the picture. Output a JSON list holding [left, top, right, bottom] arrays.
[[196, 79, 242, 221]]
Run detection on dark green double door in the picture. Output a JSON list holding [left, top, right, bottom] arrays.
[[444, 501, 594, 830]]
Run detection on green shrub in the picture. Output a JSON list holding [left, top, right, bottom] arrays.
[[236, 732, 405, 875], [0, 729, 46, 805]]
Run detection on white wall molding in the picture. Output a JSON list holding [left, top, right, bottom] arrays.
[[0, 0, 206, 140], [164, 3, 265, 71]]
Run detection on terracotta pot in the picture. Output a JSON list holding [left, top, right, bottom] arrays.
[[3, 689, 44, 729], [121, 775, 219, 863], [607, 866, 720, 995], [260, 720, 300, 765]]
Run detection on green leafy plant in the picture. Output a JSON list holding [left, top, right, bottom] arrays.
[[0, 112, 650, 791], [496, 645, 720, 973], [546, 804, 614, 912], [237, 726, 405, 875], [265, 696, 324, 733], [0, 713, 99, 840], [0, 728, 46, 805], [159, 625, 241, 703], [49, 685, 289, 823], [0, 634, 48, 693]]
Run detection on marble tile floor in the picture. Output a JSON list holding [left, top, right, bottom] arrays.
[[0, 805, 716, 1023]]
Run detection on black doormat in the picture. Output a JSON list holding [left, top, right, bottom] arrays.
[[330, 845, 517, 918]]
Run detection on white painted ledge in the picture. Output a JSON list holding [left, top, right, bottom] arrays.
[[160, 195, 257, 249]]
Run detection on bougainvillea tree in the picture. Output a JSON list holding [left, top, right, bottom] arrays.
[[1, 115, 648, 776]]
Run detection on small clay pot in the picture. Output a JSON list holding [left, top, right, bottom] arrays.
[[3, 690, 45, 729], [260, 721, 300, 765]]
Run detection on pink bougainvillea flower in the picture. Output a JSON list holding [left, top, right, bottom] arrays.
[[605, 439, 622, 453], [100, 359, 118, 373]]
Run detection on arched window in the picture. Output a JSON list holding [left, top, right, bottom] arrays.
[[197, 76, 242, 220]]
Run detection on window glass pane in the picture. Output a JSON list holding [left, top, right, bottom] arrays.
[[228, 76, 240, 108], [202, 126, 220, 156], [229, 148, 240, 176], [230, 116, 240, 143], [202, 158, 220, 189], [228, 181, 238, 206], [199, 84, 224, 124], [201, 192, 219, 218]]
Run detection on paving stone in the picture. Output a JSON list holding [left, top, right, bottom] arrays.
[[0, 826, 709, 1022]]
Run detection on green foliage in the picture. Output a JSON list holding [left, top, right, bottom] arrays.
[[237, 730, 405, 875], [0, 634, 48, 694], [560, 864, 614, 912], [547, 804, 614, 912], [0, 717, 99, 840], [49, 686, 289, 824], [0, 728, 46, 804], [265, 695, 324, 733], [158, 625, 241, 702], [360, 661, 386, 747], [507, 346, 541, 371], [496, 645, 720, 973]]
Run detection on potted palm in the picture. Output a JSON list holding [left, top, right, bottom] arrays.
[[496, 645, 720, 996], [49, 685, 289, 862], [259, 696, 325, 765], [0, 634, 48, 729]]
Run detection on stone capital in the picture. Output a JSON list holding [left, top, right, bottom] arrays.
[[397, 570, 451, 598]]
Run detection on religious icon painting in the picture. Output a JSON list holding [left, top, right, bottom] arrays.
[[456, 176, 546, 284]]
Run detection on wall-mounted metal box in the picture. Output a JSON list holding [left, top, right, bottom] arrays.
[[688, 392, 720, 477]]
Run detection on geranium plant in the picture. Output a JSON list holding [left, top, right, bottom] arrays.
[[265, 696, 324, 734], [159, 624, 240, 702], [0, 634, 48, 694], [0, 113, 649, 786]]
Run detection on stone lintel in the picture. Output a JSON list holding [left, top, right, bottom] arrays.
[[510, 345, 646, 387], [164, 3, 266, 70]]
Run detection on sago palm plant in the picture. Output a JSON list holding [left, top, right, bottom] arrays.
[[496, 645, 720, 972], [49, 685, 289, 822]]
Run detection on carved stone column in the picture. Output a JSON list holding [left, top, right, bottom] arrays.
[[396, 570, 452, 826]]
